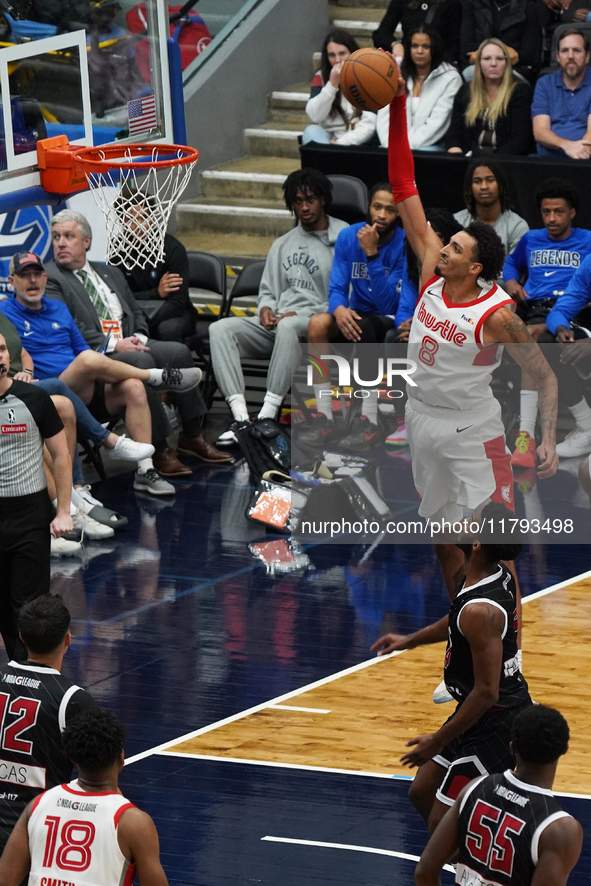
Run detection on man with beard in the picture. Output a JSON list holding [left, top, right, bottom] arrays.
[[302, 182, 405, 450], [532, 30, 591, 159], [371, 502, 532, 837]]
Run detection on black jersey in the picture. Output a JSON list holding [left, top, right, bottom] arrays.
[[0, 661, 95, 842], [456, 770, 571, 886], [444, 565, 530, 709]]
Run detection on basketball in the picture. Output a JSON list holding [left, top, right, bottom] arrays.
[[340, 48, 399, 112]]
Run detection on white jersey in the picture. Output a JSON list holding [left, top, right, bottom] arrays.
[[27, 780, 136, 886], [408, 275, 514, 412]]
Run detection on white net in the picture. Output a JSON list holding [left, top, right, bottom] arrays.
[[81, 146, 197, 270]]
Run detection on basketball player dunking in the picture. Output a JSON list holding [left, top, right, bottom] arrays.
[[385, 61, 558, 533]]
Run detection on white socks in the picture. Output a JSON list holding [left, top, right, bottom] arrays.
[[147, 369, 165, 386], [258, 391, 283, 420], [519, 390, 538, 437], [71, 487, 92, 515], [314, 384, 332, 420], [227, 393, 249, 423], [361, 390, 379, 425], [137, 457, 154, 475], [570, 398, 591, 434]]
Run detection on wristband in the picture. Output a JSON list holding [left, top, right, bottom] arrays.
[[366, 253, 380, 262], [23, 368, 34, 376]]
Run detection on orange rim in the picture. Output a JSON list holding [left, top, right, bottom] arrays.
[[72, 143, 199, 172]]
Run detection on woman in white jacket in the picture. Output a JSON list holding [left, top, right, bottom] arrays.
[[303, 28, 376, 146], [377, 24, 462, 150]]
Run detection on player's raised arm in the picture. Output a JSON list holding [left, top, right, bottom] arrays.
[[484, 307, 559, 478], [387, 59, 442, 287]]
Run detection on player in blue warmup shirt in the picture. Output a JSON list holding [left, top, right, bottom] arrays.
[[303, 182, 405, 451], [502, 179, 591, 469]]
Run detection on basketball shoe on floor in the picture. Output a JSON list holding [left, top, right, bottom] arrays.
[[556, 427, 591, 458], [298, 414, 337, 448], [386, 420, 408, 448], [432, 679, 453, 704], [133, 468, 175, 496], [339, 415, 386, 452], [71, 508, 115, 540], [511, 431, 537, 469], [51, 537, 83, 558]]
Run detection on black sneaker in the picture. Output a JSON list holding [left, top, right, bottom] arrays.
[[298, 414, 337, 448], [339, 416, 386, 452]]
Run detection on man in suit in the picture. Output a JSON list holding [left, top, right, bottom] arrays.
[[45, 209, 232, 479]]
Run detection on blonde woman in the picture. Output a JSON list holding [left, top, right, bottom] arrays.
[[445, 38, 533, 155]]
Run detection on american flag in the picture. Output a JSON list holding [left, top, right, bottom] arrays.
[[127, 95, 157, 136]]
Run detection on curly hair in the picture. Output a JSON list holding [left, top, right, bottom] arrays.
[[477, 502, 523, 562], [511, 704, 570, 765], [18, 595, 70, 655], [535, 177, 580, 213], [283, 168, 333, 215], [62, 709, 126, 772], [464, 221, 506, 283], [463, 159, 512, 216]]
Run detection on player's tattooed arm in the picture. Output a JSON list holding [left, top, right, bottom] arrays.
[[485, 307, 559, 479]]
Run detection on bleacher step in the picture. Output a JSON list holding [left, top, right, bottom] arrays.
[[177, 201, 292, 237], [244, 128, 301, 158], [201, 170, 286, 201]]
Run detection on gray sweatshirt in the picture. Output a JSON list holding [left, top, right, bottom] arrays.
[[257, 216, 348, 318]]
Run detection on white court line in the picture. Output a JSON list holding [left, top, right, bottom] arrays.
[[125, 649, 403, 765], [153, 751, 413, 780], [125, 568, 591, 771], [269, 705, 330, 713], [261, 836, 456, 873]]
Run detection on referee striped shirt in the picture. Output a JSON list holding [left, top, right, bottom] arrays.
[[0, 380, 63, 497]]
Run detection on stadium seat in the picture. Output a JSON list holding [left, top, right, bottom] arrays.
[[328, 174, 368, 225]]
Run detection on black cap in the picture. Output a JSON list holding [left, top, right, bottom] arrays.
[[9, 252, 45, 276]]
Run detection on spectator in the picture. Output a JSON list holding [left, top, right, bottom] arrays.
[[503, 178, 591, 468], [209, 169, 348, 444], [303, 29, 376, 147], [453, 159, 529, 282], [110, 191, 197, 343], [302, 182, 405, 450], [0, 332, 72, 661], [376, 25, 462, 150], [372, 0, 463, 67], [532, 29, 591, 159], [446, 38, 534, 155], [44, 210, 233, 483], [540, 254, 591, 457], [460, 0, 542, 80]]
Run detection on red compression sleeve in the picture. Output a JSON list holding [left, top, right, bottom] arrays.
[[388, 94, 419, 204]]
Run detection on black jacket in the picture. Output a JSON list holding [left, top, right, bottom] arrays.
[[460, 0, 542, 71], [372, 0, 463, 65], [445, 80, 534, 155]]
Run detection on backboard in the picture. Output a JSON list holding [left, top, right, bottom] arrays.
[[0, 0, 178, 211]]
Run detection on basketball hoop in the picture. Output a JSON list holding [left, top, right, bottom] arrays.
[[72, 143, 199, 270]]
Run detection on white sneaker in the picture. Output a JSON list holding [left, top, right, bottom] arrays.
[[433, 679, 454, 704], [149, 367, 202, 393], [216, 429, 238, 446], [555, 427, 591, 458], [51, 537, 83, 558], [133, 468, 175, 496], [72, 508, 115, 540], [107, 435, 155, 462]]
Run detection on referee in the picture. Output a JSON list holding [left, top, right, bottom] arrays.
[[0, 331, 72, 661]]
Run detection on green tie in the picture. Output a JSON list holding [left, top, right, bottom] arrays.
[[78, 269, 110, 321]]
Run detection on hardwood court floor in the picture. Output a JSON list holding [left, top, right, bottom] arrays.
[[165, 576, 591, 795]]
